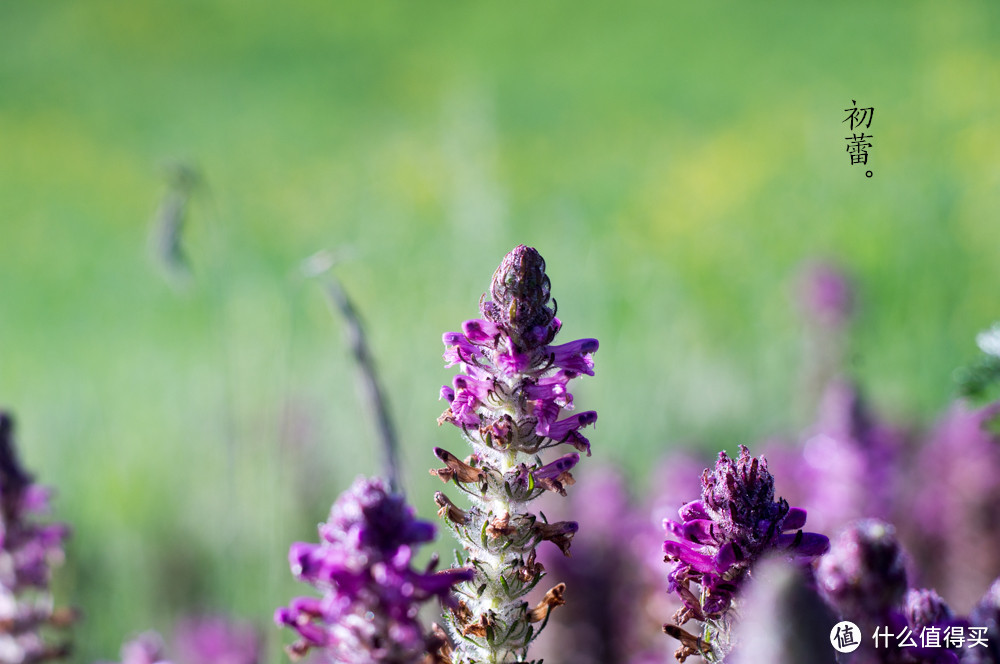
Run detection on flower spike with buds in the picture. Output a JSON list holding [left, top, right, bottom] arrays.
[[434, 245, 598, 664], [275, 476, 472, 664], [662, 445, 829, 662]]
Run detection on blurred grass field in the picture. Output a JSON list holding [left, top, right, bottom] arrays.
[[1, 1, 999, 661]]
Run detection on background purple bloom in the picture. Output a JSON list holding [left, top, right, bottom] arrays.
[[0, 412, 73, 664], [797, 260, 854, 330], [729, 557, 837, 664], [275, 476, 470, 663], [101, 633, 172, 664], [762, 378, 902, 535], [905, 402, 1000, 611], [817, 519, 909, 625], [532, 465, 663, 664], [172, 616, 260, 664]]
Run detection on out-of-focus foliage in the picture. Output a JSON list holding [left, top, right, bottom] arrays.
[[1, 1, 999, 661]]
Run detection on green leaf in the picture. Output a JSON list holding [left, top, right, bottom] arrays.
[[956, 355, 1000, 401], [498, 573, 510, 596]]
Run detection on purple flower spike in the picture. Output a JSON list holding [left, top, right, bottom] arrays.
[[276, 476, 471, 663], [663, 446, 829, 628], [0, 412, 73, 663], [439, 245, 598, 458], [908, 401, 1000, 610], [435, 246, 598, 664]]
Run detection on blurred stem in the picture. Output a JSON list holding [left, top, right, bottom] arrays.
[[322, 276, 402, 495]]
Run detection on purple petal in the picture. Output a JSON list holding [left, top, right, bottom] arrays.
[[535, 453, 580, 480], [548, 338, 599, 375], [663, 519, 685, 538], [715, 542, 737, 569], [776, 531, 830, 556], [453, 375, 492, 401], [663, 540, 720, 575], [537, 411, 598, 439], [562, 429, 593, 455], [530, 397, 562, 429], [496, 350, 532, 374], [462, 319, 500, 343], [783, 507, 807, 531], [680, 519, 719, 545], [679, 500, 710, 521]]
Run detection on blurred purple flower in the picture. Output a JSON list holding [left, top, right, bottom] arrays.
[[818, 524, 979, 664], [105, 633, 172, 664], [817, 520, 909, 625], [907, 401, 1000, 609], [797, 261, 854, 329], [637, 451, 706, 635], [729, 557, 837, 664], [532, 465, 660, 664], [763, 379, 902, 535], [275, 476, 471, 663], [172, 616, 260, 664], [966, 578, 1000, 663], [663, 445, 829, 628], [0, 412, 73, 663], [795, 261, 856, 404], [905, 588, 954, 631]]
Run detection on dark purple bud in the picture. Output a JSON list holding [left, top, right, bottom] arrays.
[[816, 519, 909, 622], [903, 588, 953, 631], [536, 412, 598, 456], [783, 508, 807, 531], [775, 531, 830, 557], [971, 577, 1000, 630], [480, 245, 556, 348], [701, 445, 787, 544]]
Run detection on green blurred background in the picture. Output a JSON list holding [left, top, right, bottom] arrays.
[[1, 1, 999, 661]]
